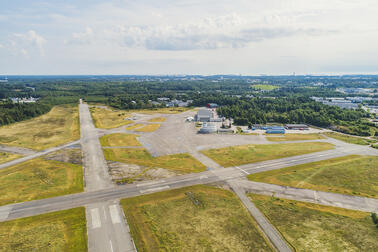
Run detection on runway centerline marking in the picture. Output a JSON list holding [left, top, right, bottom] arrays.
[[235, 166, 249, 175]]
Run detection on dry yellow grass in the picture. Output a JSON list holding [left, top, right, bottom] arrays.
[[135, 124, 160, 132], [130, 107, 190, 114], [266, 134, 325, 142], [125, 124, 144, 130], [103, 148, 206, 173], [0, 158, 83, 206], [148, 117, 166, 122], [202, 142, 334, 167], [0, 105, 80, 151], [100, 133, 141, 146], [249, 194, 377, 251], [0, 152, 21, 164], [0, 208, 87, 251], [121, 185, 273, 251], [89, 107, 133, 129]]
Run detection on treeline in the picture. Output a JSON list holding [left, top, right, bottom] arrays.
[[0, 101, 52, 126], [214, 97, 376, 136]]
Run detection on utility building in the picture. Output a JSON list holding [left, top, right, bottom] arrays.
[[195, 109, 213, 122]]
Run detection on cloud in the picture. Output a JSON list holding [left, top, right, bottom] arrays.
[[68, 27, 94, 45], [11, 30, 46, 56]]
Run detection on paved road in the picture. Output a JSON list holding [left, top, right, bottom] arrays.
[[0, 140, 80, 170], [228, 180, 292, 252], [1, 148, 377, 221], [0, 145, 37, 155], [80, 101, 135, 252]]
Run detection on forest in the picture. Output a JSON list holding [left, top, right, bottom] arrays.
[[0, 101, 51, 126]]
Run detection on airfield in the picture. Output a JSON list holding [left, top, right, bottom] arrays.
[[0, 103, 377, 251]]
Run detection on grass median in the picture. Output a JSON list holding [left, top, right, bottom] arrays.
[[103, 148, 206, 174], [201, 142, 334, 167], [148, 117, 166, 122], [0, 207, 87, 251], [324, 132, 375, 145], [0, 158, 83, 206], [249, 194, 378, 251], [100, 133, 141, 147], [121, 185, 273, 252], [0, 105, 80, 151], [248, 155, 378, 198], [135, 124, 160, 132], [89, 107, 133, 129], [266, 133, 325, 142], [0, 152, 21, 164]]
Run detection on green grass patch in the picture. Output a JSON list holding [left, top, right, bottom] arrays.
[[0, 158, 83, 206], [103, 148, 206, 174], [0, 105, 80, 151], [249, 194, 378, 251], [266, 134, 325, 142], [201, 142, 334, 167], [100, 133, 141, 147], [125, 124, 144, 130], [251, 84, 279, 91], [0, 207, 87, 251], [121, 185, 273, 252], [0, 152, 21, 164], [248, 155, 378, 198], [324, 132, 376, 145]]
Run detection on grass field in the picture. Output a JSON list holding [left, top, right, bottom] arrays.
[[0, 207, 87, 251], [0, 105, 80, 151], [103, 148, 206, 173], [266, 134, 325, 142], [125, 124, 144, 130], [251, 84, 279, 90], [135, 124, 160, 132], [90, 107, 133, 129], [100, 133, 141, 146], [248, 155, 378, 198], [0, 158, 83, 206], [324, 132, 375, 145], [249, 194, 378, 251], [121, 185, 272, 252], [148, 117, 166, 122], [201, 142, 334, 167], [0, 152, 21, 164]]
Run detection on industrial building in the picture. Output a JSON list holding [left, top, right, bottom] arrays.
[[206, 103, 218, 108], [199, 123, 217, 134], [195, 109, 214, 122], [284, 124, 309, 130]]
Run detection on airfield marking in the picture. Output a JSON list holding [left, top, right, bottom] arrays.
[[91, 208, 101, 229], [109, 205, 121, 224]]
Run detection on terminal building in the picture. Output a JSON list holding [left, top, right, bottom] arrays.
[[199, 123, 217, 134]]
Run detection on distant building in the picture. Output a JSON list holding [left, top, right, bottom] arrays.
[[284, 124, 309, 130], [266, 129, 285, 134], [195, 109, 213, 122], [206, 103, 218, 108]]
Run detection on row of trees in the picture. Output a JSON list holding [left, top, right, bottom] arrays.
[[0, 101, 51, 126]]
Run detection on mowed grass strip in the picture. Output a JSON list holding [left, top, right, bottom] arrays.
[[0, 158, 83, 206], [135, 124, 160, 132], [249, 194, 378, 251], [248, 155, 378, 198], [148, 117, 166, 122], [0, 105, 80, 151], [100, 133, 141, 147], [103, 148, 206, 173], [121, 185, 273, 252], [266, 133, 325, 142], [0, 152, 21, 164], [89, 107, 133, 129], [201, 142, 334, 167], [324, 132, 375, 145], [0, 207, 87, 252], [125, 124, 145, 130]]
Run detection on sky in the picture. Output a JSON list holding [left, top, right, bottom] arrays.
[[1, 0, 378, 75]]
